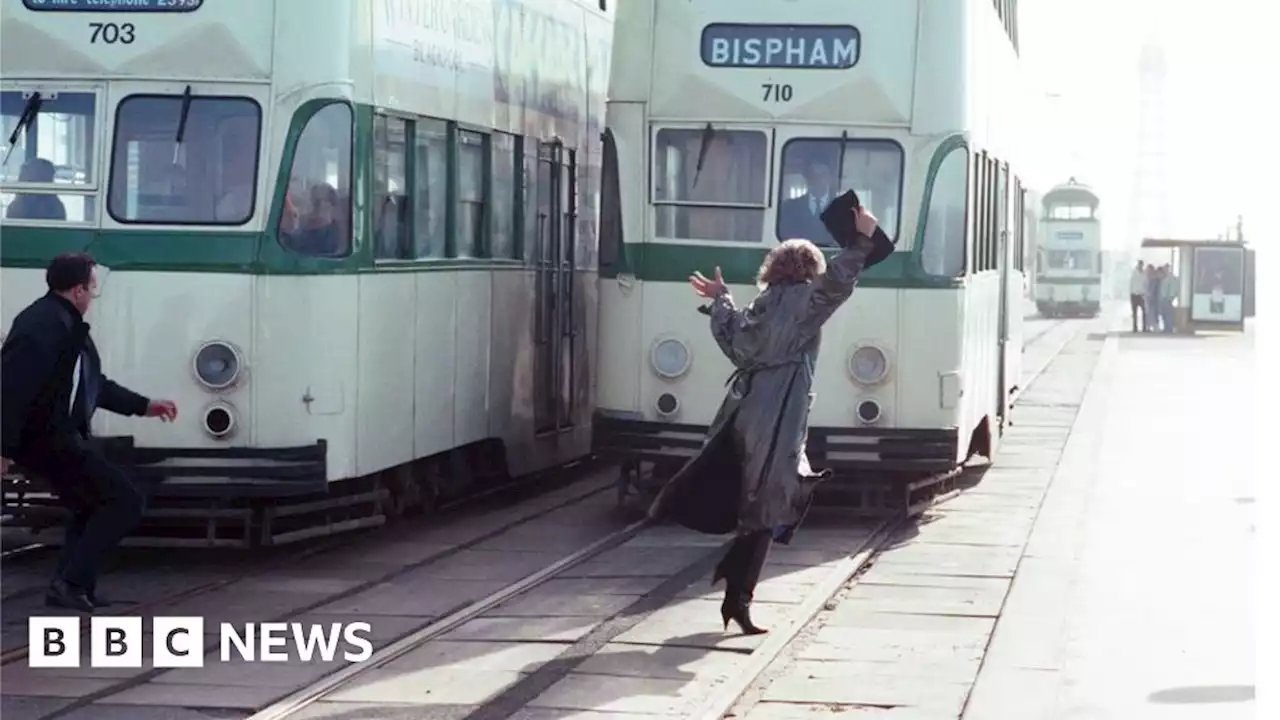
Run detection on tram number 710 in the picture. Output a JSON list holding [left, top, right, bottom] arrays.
[[89, 23, 136, 45], [761, 83, 794, 103]]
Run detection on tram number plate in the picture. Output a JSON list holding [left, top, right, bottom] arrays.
[[761, 83, 793, 103], [90, 22, 136, 44]]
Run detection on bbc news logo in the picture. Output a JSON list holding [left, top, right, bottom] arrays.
[[29, 617, 373, 668]]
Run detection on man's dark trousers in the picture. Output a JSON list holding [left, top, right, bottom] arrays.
[[20, 443, 145, 595]]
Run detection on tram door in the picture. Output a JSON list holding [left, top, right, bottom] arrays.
[[994, 166, 1012, 422], [532, 140, 577, 434]]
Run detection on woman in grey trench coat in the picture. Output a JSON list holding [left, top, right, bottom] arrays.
[[649, 195, 888, 635]]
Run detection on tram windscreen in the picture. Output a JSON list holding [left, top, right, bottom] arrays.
[[0, 90, 97, 223], [776, 138, 902, 247], [107, 94, 261, 225]]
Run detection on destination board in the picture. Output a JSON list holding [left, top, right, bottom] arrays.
[[701, 24, 860, 69], [22, 0, 202, 11]]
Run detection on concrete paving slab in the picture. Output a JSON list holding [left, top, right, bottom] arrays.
[[95, 681, 286, 709], [325, 666, 526, 705], [573, 642, 746, 681], [483, 587, 639, 618], [411, 549, 568, 582], [288, 700, 474, 720], [440, 616, 600, 643], [149, 655, 346, 688], [0, 694, 75, 720], [313, 578, 505, 617], [743, 702, 945, 719], [527, 576, 665, 597], [286, 613, 428, 645], [676, 579, 810, 605], [559, 546, 708, 578], [58, 703, 251, 720], [797, 626, 988, 665], [610, 597, 783, 651], [525, 672, 703, 715], [380, 639, 568, 674], [836, 580, 1007, 617], [0, 675, 119, 697], [870, 542, 1022, 578], [762, 670, 971, 715], [909, 521, 1031, 548], [509, 708, 668, 720]]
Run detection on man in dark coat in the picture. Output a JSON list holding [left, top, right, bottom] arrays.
[[1, 253, 178, 612], [777, 161, 838, 246], [650, 192, 890, 635]]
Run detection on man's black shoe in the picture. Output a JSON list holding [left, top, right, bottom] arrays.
[[45, 579, 95, 613]]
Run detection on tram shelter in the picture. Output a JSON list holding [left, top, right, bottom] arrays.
[[1141, 238, 1253, 333]]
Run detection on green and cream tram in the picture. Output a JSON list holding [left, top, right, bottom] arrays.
[[0, 0, 613, 546], [595, 0, 1033, 509]]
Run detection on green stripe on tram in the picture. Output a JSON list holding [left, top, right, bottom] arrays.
[[599, 244, 961, 289]]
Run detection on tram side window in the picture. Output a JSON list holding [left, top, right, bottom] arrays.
[[456, 130, 488, 258], [919, 146, 967, 277], [1, 90, 98, 223], [109, 95, 261, 225], [413, 119, 449, 259], [653, 128, 766, 243], [598, 128, 623, 266], [490, 132, 518, 260], [522, 138, 542, 264], [278, 102, 353, 257], [776, 137, 903, 248], [373, 114, 409, 259]]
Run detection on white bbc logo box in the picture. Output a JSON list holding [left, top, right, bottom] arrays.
[[29, 616, 374, 668], [29, 617, 205, 668]]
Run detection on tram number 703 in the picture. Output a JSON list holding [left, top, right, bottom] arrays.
[[90, 23, 136, 45], [761, 83, 794, 103]]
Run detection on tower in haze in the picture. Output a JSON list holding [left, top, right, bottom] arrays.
[[1129, 28, 1171, 250]]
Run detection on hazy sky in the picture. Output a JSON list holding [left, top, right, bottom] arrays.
[[1019, 0, 1275, 250]]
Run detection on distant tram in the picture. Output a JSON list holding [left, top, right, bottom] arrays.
[[595, 0, 1033, 511], [1035, 179, 1102, 318], [0, 0, 613, 546]]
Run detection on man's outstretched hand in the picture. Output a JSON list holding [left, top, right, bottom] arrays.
[[146, 399, 178, 422]]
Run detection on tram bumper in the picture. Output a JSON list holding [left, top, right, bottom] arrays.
[[593, 413, 959, 475], [1, 437, 339, 547]]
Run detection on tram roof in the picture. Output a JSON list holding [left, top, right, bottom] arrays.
[[1142, 238, 1248, 249], [1043, 178, 1100, 205]]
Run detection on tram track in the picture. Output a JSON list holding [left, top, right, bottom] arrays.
[[188, 321, 1089, 720], [6, 320, 1093, 720], [1, 457, 614, 670]]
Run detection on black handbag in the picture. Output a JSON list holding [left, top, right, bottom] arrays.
[[819, 190, 896, 269]]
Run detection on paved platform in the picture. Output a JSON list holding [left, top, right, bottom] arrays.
[[735, 322, 1256, 719]]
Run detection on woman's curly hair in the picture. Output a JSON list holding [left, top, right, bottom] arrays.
[[756, 238, 827, 289]]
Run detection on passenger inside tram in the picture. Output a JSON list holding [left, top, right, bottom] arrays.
[[281, 182, 344, 256], [777, 161, 835, 244], [4, 158, 66, 221], [776, 139, 901, 248]]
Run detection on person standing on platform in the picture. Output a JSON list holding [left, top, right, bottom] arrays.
[[1159, 264, 1179, 333], [1129, 260, 1147, 332], [1144, 264, 1162, 331], [648, 193, 893, 636], [0, 253, 179, 613]]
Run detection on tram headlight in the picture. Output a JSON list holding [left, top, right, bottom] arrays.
[[193, 340, 244, 390], [650, 336, 692, 379], [848, 345, 889, 386]]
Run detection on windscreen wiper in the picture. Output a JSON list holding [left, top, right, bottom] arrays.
[[691, 122, 715, 189], [835, 129, 849, 189], [173, 84, 193, 161], [3, 91, 44, 169]]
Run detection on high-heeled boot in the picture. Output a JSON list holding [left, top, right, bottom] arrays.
[[711, 538, 743, 587], [720, 532, 771, 635]]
